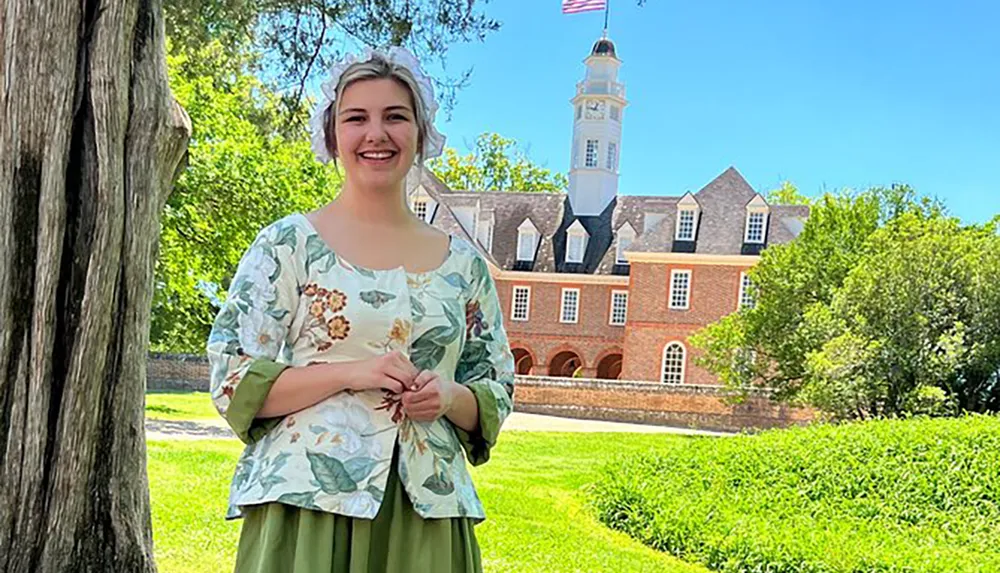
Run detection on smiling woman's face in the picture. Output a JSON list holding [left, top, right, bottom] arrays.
[[334, 78, 419, 190]]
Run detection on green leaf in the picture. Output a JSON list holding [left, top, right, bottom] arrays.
[[343, 457, 378, 482], [443, 299, 463, 334], [276, 491, 319, 509], [359, 290, 396, 309], [275, 223, 298, 249], [305, 234, 331, 274], [353, 266, 376, 280], [307, 452, 358, 493], [260, 474, 287, 495], [441, 272, 470, 291], [411, 341, 447, 372], [456, 359, 492, 385], [415, 325, 456, 347], [366, 484, 385, 501], [411, 296, 426, 322], [422, 472, 455, 496], [425, 433, 457, 462]]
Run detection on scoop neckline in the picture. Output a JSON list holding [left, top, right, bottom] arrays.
[[294, 213, 455, 276]]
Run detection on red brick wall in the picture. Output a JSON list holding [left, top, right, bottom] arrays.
[[620, 262, 750, 384], [495, 262, 753, 384], [496, 279, 626, 375], [515, 377, 816, 433]]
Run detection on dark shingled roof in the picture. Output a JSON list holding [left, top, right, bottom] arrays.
[[409, 165, 809, 275]]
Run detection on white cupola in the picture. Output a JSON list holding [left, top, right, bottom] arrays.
[[567, 36, 627, 216]]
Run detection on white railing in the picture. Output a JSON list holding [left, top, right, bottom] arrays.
[[576, 81, 625, 98]]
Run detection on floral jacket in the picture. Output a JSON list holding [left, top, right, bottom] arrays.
[[207, 214, 515, 521]]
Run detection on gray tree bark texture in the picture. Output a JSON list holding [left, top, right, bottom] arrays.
[[0, 0, 190, 571]]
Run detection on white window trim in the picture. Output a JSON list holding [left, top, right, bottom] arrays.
[[675, 208, 699, 241], [606, 142, 617, 171], [669, 269, 692, 310], [744, 210, 769, 244], [609, 290, 628, 326], [517, 230, 538, 262], [616, 238, 631, 265], [616, 223, 636, 265], [566, 229, 588, 263], [661, 341, 687, 385], [511, 286, 531, 322], [560, 288, 580, 324]]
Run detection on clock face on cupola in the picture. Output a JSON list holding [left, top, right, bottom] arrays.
[[584, 100, 606, 120]]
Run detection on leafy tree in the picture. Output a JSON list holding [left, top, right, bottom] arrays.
[[690, 185, 973, 418], [767, 181, 811, 205], [801, 214, 1000, 418], [163, 0, 502, 120], [152, 42, 340, 354], [428, 132, 568, 193]]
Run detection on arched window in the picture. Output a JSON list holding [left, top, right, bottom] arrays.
[[661, 342, 686, 385]]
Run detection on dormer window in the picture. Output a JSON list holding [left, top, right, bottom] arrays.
[[413, 199, 428, 222], [745, 212, 766, 243], [566, 220, 588, 263], [409, 187, 435, 223], [517, 219, 539, 262], [744, 195, 770, 244], [677, 210, 696, 240], [674, 193, 700, 242], [476, 215, 494, 253], [616, 223, 636, 265]]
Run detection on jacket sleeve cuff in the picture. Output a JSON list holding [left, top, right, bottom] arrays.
[[453, 381, 502, 466], [225, 359, 288, 445]]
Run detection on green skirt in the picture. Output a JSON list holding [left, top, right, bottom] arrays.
[[233, 445, 483, 573]]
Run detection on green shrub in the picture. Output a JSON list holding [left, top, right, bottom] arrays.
[[590, 415, 1000, 572]]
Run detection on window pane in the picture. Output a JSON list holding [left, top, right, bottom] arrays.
[[678, 209, 695, 240], [746, 212, 766, 243], [617, 236, 632, 264], [585, 140, 598, 168], [670, 271, 690, 309], [512, 286, 530, 321], [561, 289, 579, 322], [517, 232, 535, 261], [413, 200, 428, 221], [740, 273, 756, 309], [662, 343, 685, 384], [606, 142, 617, 170], [610, 291, 628, 325]]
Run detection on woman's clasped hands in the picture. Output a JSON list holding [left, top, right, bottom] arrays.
[[347, 350, 457, 422]]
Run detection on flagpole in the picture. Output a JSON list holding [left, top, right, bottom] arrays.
[[603, 0, 610, 35]]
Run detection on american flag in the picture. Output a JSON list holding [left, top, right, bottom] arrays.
[[562, 0, 607, 15]]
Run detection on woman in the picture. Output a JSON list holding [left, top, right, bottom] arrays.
[[206, 47, 515, 573]]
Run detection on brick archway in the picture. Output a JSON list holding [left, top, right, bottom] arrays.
[[548, 350, 583, 378], [511, 347, 535, 375], [595, 352, 623, 380]]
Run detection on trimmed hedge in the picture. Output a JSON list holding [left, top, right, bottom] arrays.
[[590, 415, 1000, 572]]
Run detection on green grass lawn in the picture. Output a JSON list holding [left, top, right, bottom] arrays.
[[149, 432, 711, 573], [146, 390, 218, 421]]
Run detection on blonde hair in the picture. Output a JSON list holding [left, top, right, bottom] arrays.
[[323, 53, 429, 164]]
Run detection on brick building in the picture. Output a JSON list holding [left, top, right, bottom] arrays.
[[407, 36, 809, 386]]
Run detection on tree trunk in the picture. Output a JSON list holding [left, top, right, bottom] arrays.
[[0, 1, 190, 571]]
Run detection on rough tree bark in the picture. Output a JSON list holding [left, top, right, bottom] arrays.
[[0, 0, 190, 571]]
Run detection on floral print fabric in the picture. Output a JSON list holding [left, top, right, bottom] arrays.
[[207, 214, 515, 522]]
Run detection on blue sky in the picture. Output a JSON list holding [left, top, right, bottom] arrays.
[[422, 0, 999, 224]]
